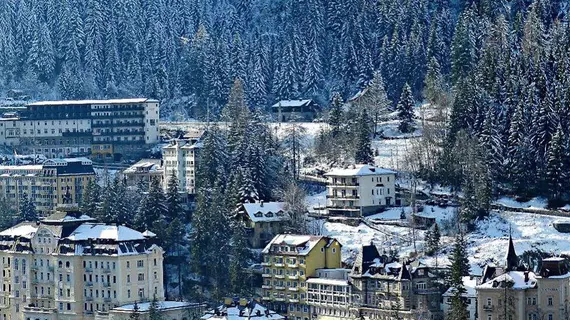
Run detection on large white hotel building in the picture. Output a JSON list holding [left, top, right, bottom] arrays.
[[0, 99, 160, 161]]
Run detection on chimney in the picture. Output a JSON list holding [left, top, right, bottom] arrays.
[[260, 200, 264, 207], [524, 271, 529, 282]]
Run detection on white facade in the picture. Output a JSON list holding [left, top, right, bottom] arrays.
[[306, 269, 352, 320], [0, 99, 160, 159], [162, 134, 203, 195], [324, 165, 396, 217]]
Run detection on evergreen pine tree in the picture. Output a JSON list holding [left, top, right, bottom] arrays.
[[396, 84, 415, 133], [135, 178, 167, 231], [447, 232, 470, 320], [148, 295, 163, 320], [81, 179, 100, 218], [18, 193, 37, 222], [166, 172, 184, 223], [546, 125, 566, 203], [229, 221, 251, 295], [329, 93, 343, 138], [354, 109, 373, 164]]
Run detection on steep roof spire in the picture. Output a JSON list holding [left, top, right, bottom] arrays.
[[505, 226, 519, 271]]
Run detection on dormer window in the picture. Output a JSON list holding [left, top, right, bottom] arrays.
[[254, 212, 262, 217], [265, 212, 273, 217]]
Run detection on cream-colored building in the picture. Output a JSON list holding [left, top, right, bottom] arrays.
[[0, 158, 95, 215], [0, 205, 165, 320], [306, 268, 353, 320], [162, 131, 203, 196], [476, 237, 570, 320], [0, 98, 160, 161], [324, 165, 396, 217]]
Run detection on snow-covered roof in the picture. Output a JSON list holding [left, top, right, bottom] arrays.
[[123, 159, 163, 174], [324, 164, 396, 177], [477, 271, 537, 290], [113, 301, 200, 312], [306, 278, 349, 286], [28, 98, 157, 106], [202, 302, 284, 320], [66, 223, 146, 242], [443, 276, 477, 297], [262, 234, 331, 255], [243, 202, 289, 223], [0, 164, 43, 171], [0, 223, 38, 238], [272, 99, 312, 108]]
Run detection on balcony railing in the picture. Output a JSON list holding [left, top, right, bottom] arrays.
[[327, 195, 360, 199], [483, 305, 494, 311], [329, 182, 359, 187]]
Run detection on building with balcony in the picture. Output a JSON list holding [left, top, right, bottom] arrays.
[[162, 131, 203, 197], [306, 268, 353, 319], [0, 98, 160, 161], [476, 236, 570, 320], [122, 159, 164, 188], [0, 158, 95, 215], [324, 165, 396, 217], [0, 204, 165, 320], [350, 244, 442, 320], [239, 202, 290, 249], [261, 235, 342, 320]]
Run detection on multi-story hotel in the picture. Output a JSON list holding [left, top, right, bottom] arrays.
[[0, 204, 165, 320], [162, 130, 203, 196], [0, 98, 160, 161], [476, 236, 570, 320], [261, 235, 342, 320], [324, 165, 396, 217], [0, 158, 95, 215]]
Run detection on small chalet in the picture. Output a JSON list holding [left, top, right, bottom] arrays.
[[239, 202, 290, 248], [271, 99, 320, 122]]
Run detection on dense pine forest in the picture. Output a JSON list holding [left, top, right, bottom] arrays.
[[2, 0, 570, 203], [0, 0, 546, 116]]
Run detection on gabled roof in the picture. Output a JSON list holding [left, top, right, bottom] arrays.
[[324, 164, 396, 177], [262, 235, 337, 255], [66, 223, 146, 242], [352, 243, 381, 275], [272, 99, 313, 108], [477, 271, 537, 290], [0, 222, 38, 239], [242, 202, 289, 223], [398, 263, 411, 280]]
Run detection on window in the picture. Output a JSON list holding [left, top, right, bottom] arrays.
[[548, 315, 553, 320], [487, 298, 492, 306], [137, 260, 144, 268], [138, 274, 144, 281], [126, 262, 130, 268], [126, 275, 130, 283], [548, 297, 553, 306], [487, 316, 492, 320]]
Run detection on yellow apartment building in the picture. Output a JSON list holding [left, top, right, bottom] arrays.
[[261, 235, 342, 320]]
